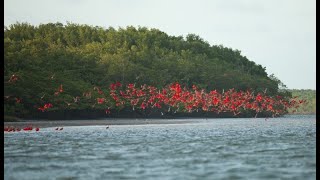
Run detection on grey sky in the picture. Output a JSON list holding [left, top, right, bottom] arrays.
[[4, 0, 316, 89]]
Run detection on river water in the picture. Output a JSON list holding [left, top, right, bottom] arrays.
[[4, 115, 316, 180]]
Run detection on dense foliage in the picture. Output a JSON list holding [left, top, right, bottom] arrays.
[[4, 22, 293, 119]]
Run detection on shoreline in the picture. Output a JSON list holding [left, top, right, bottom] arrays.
[[3, 119, 200, 128], [4, 114, 315, 129]]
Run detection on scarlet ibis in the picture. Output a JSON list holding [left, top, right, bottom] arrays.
[[23, 126, 33, 131], [15, 98, 21, 103], [35, 128, 40, 131], [8, 74, 18, 83]]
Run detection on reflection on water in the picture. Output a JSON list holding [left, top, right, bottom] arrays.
[[4, 115, 316, 180]]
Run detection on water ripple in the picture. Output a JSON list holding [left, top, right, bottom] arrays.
[[4, 115, 316, 180]]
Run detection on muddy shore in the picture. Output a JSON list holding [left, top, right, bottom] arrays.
[[4, 119, 200, 128]]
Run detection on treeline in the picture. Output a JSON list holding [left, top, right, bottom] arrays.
[[4, 22, 290, 119], [287, 89, 316, 114]]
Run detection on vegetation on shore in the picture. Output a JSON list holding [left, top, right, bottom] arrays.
[[4, 22, 301, 119]]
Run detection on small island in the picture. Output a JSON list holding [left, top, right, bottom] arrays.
[[4, 23, 308, 121]]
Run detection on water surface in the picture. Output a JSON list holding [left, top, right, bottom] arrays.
[[4, 115, 316, 180]]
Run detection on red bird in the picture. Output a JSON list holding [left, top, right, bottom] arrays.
[[15, 98, 21, 103], [140, 102, 147, 110], [97, 98, 105, 104], [8, 74, 19, 83], [23, 125, 33, 131], [35, 127, 40, 131], [256, 94, 263, 102]]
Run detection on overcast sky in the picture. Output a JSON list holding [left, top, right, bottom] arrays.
[[4, 0, 316, 89]]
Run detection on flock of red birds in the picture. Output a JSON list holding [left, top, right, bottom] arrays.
[[6, 74, 306, 119], [100, 82, 305, 117], [4, 126, 64, 133]]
